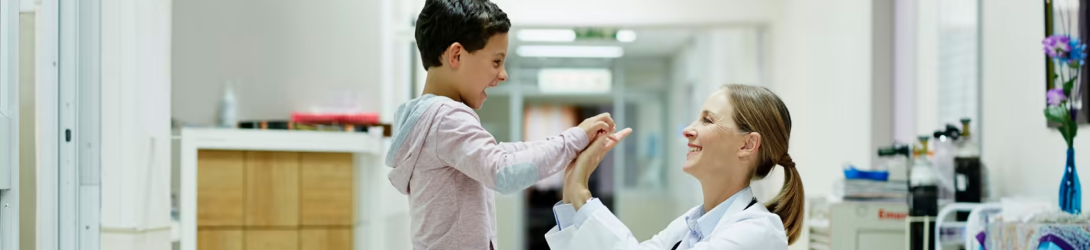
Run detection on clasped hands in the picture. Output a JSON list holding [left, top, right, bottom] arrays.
[[562, 127, 633, 210]]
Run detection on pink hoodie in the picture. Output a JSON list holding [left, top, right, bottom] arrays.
[[386, 94, 589, 250]]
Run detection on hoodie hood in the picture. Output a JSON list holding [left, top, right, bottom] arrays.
[[386, 94, 450, 194]]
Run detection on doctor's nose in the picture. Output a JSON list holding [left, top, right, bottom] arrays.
[[682, 125, 696, 139]]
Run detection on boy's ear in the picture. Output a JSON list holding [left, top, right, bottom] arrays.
[[446, 42, 464, 69]]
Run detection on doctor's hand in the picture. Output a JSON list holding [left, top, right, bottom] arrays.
[[564, 128, 632, 210], [578, 113, 617, 142]]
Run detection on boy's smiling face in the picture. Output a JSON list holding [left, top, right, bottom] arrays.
[[451, 33, 509, 109]]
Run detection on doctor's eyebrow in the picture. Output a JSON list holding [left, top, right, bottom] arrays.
[[701, 110, 719, 120]]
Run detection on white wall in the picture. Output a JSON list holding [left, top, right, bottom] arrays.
[[768, 1, 879, 249], [981, 0, 1090, 205], [768, 0, 875, 199], [172, 0, 383, 125]]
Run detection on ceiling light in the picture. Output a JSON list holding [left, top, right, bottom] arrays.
[[516, 45, 624, 58], [517, 29, 576, 42], [616, 30, 637, 43], [538, 68, 612, 94]]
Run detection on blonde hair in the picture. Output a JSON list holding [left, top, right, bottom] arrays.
[[722, 84, 804, 244]]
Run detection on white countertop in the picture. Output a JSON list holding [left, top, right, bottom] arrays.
[[179, 127, 384, 154]]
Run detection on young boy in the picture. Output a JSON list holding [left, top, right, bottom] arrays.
[[385, 0, 615, 249]]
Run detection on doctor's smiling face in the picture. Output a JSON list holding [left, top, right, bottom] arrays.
[[681, 89, 763, 182]]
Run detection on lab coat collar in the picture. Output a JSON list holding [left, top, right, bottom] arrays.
[[683, 186, 757, 217], [682, 187, 758, 227], [684, 187, 750, 242]]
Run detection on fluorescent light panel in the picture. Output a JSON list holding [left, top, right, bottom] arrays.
[[616, 30, 637, 43], [517, 29, 576, 42], [516, 45, 624, 58], [537, 68, 612, 94]]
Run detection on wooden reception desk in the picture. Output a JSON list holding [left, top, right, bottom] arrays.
[[179, 128, 384, 250]]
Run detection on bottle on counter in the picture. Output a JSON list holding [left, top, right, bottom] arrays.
[[878, 144, 912, 183], [908, 135, 938, 250], [954, 118, 983, 221], [220, 81, 238, 128], [932, 128, 959, 203]]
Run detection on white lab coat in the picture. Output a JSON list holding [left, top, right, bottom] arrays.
[[545, 188, 788, 250]]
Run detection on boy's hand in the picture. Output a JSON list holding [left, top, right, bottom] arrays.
[[578, 113, 616, 142], [563, 128, 632, 209]]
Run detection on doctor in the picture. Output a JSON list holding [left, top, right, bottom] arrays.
[[547, 84, 804, 250]]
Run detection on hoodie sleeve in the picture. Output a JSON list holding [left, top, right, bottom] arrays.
[[435, 106, 590, 194], [497, 140, 548, 152]]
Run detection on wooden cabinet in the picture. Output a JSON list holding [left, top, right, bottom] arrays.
[[245, 151, 300, 226], [245, 230, 298, 250], [198, 230, 243, 250], [300, 153, 354, 226], [197, 151, 245, 226], [197, 150, 355, 250], [301, 228, 352, 250]]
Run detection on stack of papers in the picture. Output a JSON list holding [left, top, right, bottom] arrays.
[[836, 179, 908, 201]]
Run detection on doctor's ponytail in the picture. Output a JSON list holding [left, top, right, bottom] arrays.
[[768, 155, 804, 244], [722, 84, 805, 245]]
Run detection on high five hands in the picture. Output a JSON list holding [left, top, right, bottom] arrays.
[[563, 127, 633, 210]]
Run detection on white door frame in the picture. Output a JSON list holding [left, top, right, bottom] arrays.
[[60, 0, 101, 248], [38, 0, 101, 248], [0, 0, 21, 249], [37, 0, 61, 248]]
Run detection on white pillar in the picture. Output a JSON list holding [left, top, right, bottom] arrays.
[[99, 0, 173, 249]]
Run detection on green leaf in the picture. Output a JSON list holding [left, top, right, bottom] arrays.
[[1051, 73, 1060, 89], [1070, 121, 1079, 139], [1061, 122, 1077, 148], [1046, 106, 1070, 123], [1064, 78, 1076, 97], [1059, 124, 1071, 144]]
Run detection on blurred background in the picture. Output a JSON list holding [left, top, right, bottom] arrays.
[[3, 0, 1088, 249]]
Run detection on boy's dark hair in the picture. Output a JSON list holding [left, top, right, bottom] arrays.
[[415, 0, 511, 70]]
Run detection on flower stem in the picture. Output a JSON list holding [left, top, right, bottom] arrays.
[[1060, 61, 1067, 90]]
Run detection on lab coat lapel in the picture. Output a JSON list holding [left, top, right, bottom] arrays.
[[723, 188, 756, 217], [710, 187, 761, 235], [673, 187, 758, 249]]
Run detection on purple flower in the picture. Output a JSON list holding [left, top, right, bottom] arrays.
[[1044, 35, 1073, 60], [1048, 87, 1067, 106]]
